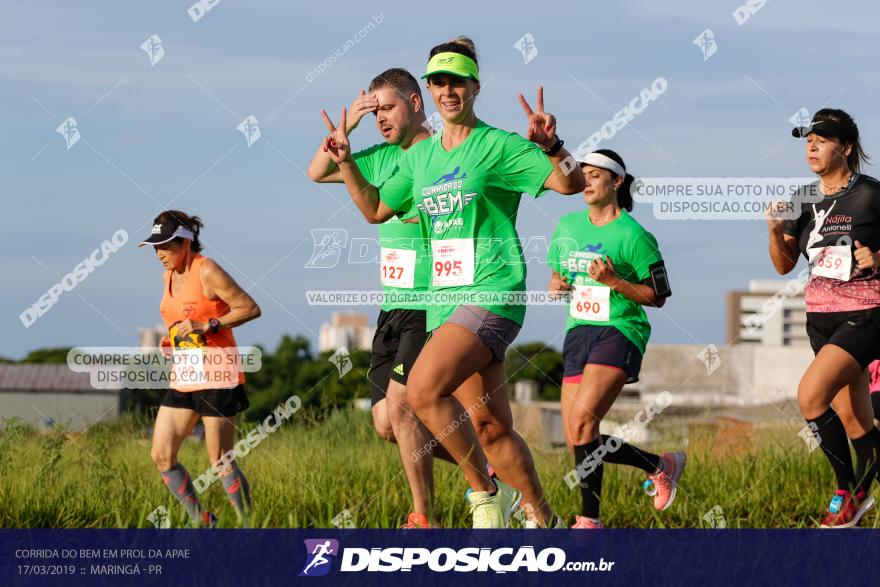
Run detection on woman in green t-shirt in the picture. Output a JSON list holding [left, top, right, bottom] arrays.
[[321, 36, 585, 528], [547, 149, 685, 529]]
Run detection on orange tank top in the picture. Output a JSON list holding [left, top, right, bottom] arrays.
[[160, 255, 244, 391]]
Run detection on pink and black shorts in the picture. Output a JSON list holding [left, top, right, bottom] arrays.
[[562, 325, 642, 385]]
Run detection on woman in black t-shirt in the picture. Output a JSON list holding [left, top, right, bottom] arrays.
[[767, 108, 880, 528]]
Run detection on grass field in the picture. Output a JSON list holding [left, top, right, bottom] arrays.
[[1, 409, 876, 529]]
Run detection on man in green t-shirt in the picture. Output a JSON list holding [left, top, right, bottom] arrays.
[[307, 68, 451, 528]]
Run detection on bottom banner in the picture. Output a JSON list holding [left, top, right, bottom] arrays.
[[2, 529, 877, 586]]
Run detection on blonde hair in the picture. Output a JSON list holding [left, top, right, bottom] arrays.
[[449, 36, 477, 60], [429, 36, 479, 65]]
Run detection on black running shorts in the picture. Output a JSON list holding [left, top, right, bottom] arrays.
[[161, 384, 249, 417], [806, 308, 880, 369], [367, 309, 428, 406], [562, 325, 643, 384]]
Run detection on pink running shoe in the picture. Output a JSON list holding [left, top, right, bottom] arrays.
[[571, 516, 604, 529], [646, 451, 687, 511], [819, 489, 875, 528]]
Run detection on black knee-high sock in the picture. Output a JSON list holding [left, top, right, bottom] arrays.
[[574, 440, 603, 519], [807, 408, 855, 492], [599, 434, 662, 474], [851, 427, 880, 494]]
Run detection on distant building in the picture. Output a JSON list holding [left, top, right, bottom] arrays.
[[512, 343, 814, 448], [0, 364, 122, 432], [318, 313, 374, 353], [513, 380, 539, 403], [726, 279, 808, 346], [637, 343, 812, 406], [138, 324, 165, 348]]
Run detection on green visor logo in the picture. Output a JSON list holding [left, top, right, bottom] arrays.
[[422, 51, 479, 82]]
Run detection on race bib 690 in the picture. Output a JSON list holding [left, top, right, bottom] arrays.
[[570, 285, 611, 322]]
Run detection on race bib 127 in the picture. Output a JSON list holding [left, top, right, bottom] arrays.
[[380, 247, 416, 289]]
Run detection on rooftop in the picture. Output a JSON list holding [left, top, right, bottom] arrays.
[[0, 364, 119, 394]]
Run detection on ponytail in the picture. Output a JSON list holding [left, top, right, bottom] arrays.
[[618, 173, 634, 212], [428, 35, 479, 65]]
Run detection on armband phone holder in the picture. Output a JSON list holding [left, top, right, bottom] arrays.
[[648, 261, 671, 298]]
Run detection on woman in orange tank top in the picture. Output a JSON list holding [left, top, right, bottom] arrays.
[[140, 210, 261, 527]]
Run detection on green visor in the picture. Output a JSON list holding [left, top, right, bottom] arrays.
[[422, 52, 479, 82]]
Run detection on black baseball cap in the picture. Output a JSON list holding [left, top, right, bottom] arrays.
[[138, 219, 195, 247], [791, 115, 853, 141]]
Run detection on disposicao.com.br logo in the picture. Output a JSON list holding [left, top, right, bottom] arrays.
[[299, 539, 614, 575], [300, 539, 339, 577]]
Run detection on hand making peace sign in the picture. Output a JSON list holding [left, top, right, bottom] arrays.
[[320, 107, 352, 164], [518, 85, 558, 150]]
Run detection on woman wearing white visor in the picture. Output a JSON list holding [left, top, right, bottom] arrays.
[[140, 210, 261, 527], [547, 150, 685, 528]]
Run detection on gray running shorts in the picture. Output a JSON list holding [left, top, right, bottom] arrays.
[[445, 305, 521, 362]]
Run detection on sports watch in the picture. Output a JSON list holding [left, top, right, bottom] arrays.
[[543, 135, 565, 156]]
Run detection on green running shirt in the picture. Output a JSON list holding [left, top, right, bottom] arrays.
[[353, 142, 430, 311], [377, 120, 554, 331], [547, 209, 663, 353]]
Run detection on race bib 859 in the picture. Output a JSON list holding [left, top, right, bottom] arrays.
[[808, 245, 852, 281]]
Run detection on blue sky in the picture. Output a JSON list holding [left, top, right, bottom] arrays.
[[2, 0, 879, 360]]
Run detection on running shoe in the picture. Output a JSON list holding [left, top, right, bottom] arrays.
[[496, 480, 522, 526], [464, 465, 499, 503], [523, 514, 567, 528], [646, 451, 687, 511], [400, 512, 434, 529], [199, 511, 218, 529], [571, 516, 604, 529], [819, 489, 875, 528], [468, 480, 520, 529]]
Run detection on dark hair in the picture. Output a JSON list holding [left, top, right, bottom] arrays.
[[812, 108, 869, 173], [592, 149, 634, 212], [428, 36, 478, 66], [153, 210, 203, 253], [368, 68, 422, 100]]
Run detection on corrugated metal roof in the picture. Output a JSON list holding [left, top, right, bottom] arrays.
[[0, 364, 118, 393]]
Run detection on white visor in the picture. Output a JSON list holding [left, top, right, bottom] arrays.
[[137, 225, 195, 247], [578, 153, 626, 178]]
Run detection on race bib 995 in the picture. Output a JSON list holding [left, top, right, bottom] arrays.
[[431, 238, 474, 287]]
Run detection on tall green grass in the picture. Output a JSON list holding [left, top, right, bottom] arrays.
[[0, 410, 875, 529]]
